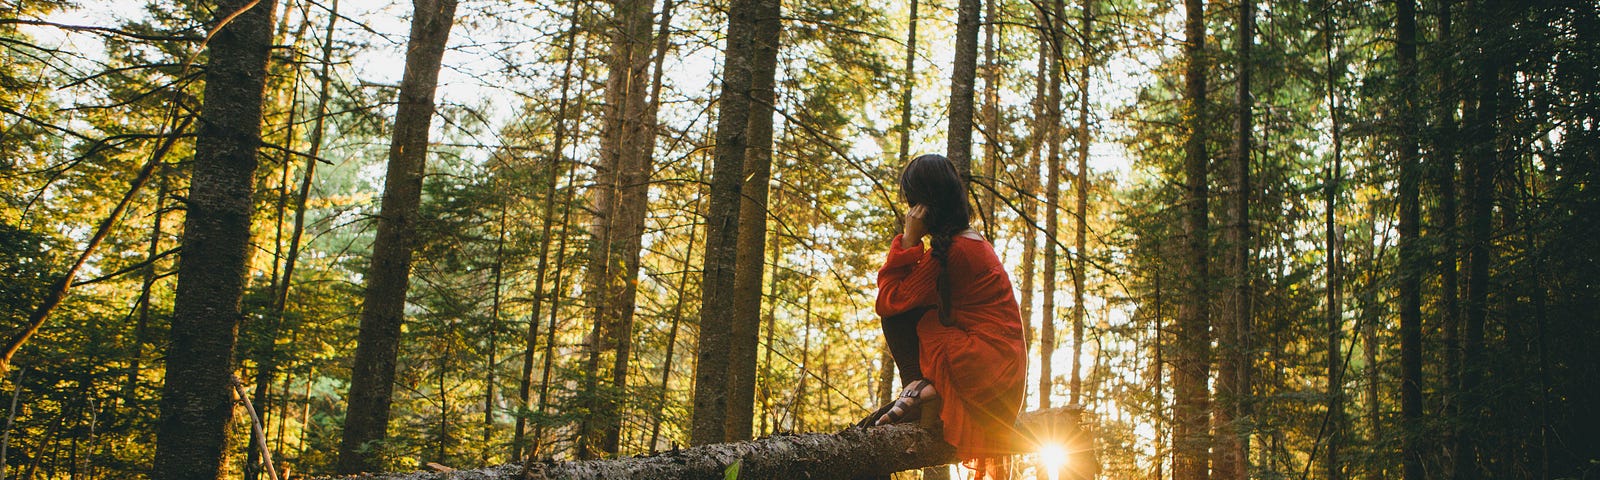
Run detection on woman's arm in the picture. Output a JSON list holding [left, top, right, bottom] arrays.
[[876, 234, 940, 317]]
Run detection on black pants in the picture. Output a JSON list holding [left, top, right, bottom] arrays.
[[881, 307, 929, 388]]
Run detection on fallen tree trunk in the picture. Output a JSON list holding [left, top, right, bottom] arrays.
[[337, 407, 1089, 480]]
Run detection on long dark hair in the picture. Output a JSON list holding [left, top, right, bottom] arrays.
[[899, 153, 972, 326]]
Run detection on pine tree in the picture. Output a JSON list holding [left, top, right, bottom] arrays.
[[152, 0, 279, 477], [338, 0, 459, 472]]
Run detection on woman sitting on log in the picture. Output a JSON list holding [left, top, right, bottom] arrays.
[[863, 153, 1028, 474]]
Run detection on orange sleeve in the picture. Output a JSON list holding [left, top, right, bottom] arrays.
[[876, 234, 940, 317]]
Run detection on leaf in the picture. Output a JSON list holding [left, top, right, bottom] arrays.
[[724, 458, 743, 480]]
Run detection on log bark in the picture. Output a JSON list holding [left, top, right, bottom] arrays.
[[338, 408, 1087, 480]]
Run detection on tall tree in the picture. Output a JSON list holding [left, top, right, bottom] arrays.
[[1394, 0, 1424, 478], [151, 0, 279, 477], [946, 0, 981, 177], [1213, 0, 1253, 476], [337, 0, 459, 472], [882, 0, 921, 407], [725, 0, 782, 443], [1068, 0, 1092, 407], [1457, 2, 1508, 477], [515, 0, 584, 460], [1019, 8, 1046, 371], [1428, 0, 1462, 471], [579, 0, 660, 458], [1321, 5, 1347, 478], [980, 0, 1000, 236], [1173, 0, 1212, 478], [690, 0, 774, 446], [1038, 0, 1065, 413], [898, 0, 919, 167]]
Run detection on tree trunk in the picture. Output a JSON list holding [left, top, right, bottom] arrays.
[[258, 11, 341, 461], [151, 0, 279, 477], [1428, 0, 1462, 473], [725, 0, 781, 443], [531, 53, 595, 458], [1458, 4, 1505, 476], [1019, 18, 1045, 363], [1153, 274, 1165, 480], [945, 0, 981, 178], [1212, 0, 1252, 476], [514, 0, 583, 461], [1068, 0, 1091, 408], [690, 0, 774, 446], [578, 0, 656, 457], [650, 131, 706, 451], [885, 0, 920, 403], [899, 0, 918, 166], [1322, 7, 1346, 479], [1395, 0, 1424, 478], [980, 0, 1000, 237], [483, 197, 507, 464], [1173, 0, 1211, 478], [338, 0, 459, 472], [1039, 0, 1065, 414], [124, 166, 170, 401], [249, 14, 315, 475], [600, 0, 670, 456], [758, 228, 783, 436], [352, 408, 1087, 480]]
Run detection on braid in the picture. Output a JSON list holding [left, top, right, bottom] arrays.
[[898, 153, 972, 328]]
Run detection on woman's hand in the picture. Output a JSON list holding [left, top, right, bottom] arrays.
[[903, 204, 928, 241]]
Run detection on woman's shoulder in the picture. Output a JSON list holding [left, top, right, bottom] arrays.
[[951, 231, 999, 260]]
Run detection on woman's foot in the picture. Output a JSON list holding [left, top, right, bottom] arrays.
[[873, 379, 938, 426]]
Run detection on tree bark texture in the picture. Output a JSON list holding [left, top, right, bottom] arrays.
[[897, 0, 919, 166], [1038, 0, 1065, 412], [1458, 3, 1507, 476], [945, 0, 981, 178], [725, 0, 781, 443], [151, 0, 278, 478], [1174, 0, 1212, 477], [340, 408, 1087, 480], [1068, 0, 1091, 408], [1428, 0, 1463, 472], [1322, 8, 1346, 479], [338, 0, 458, 473], [1019, 21, 1045, 360], [1394, 0, 1423, 478], [980, 0, 999, 236], [691, 0, 771, 446], [898, 0, 918, 166], [579, 0, 658, 458], [1212, 0, 1251, 476]]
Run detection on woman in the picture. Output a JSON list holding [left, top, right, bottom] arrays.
[[868, 153, 1028, 466]]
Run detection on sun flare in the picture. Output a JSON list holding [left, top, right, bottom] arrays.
[[1038, 443, 1068, 480]]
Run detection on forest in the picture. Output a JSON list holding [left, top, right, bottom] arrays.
[[0, 0, 1596, 477]]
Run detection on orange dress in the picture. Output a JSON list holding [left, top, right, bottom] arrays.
[[876, 233, 1028, 459]]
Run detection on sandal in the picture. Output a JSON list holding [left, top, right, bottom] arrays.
[[861, 379, 933, 427]]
